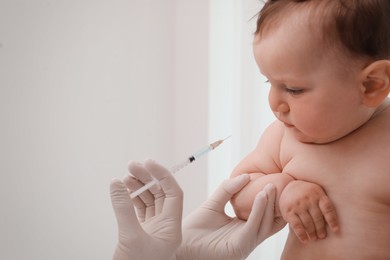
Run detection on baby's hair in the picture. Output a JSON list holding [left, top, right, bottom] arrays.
[[256, 0, 390, 61]]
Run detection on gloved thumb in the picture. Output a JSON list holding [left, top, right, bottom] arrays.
[[203, 174, 250, 212], [110, 178, 143, 236]]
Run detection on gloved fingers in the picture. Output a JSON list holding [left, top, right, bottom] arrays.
[[143, 159, 183, 220], [153, 191, 165, 215], [129, 160, 166, 201], [127, 161, 166, 215], [123, 176, 155, 222], [245, 183, 275, 242], [128, 161, 161, 195], [244, 190, 267, 231], [110, 178, 144, 236], [203, 174, 250, 213], [135, 160, 166, 215], [262, 183, 287, 234], [123, 175, 148, 222], [127, 161, 160, 220]]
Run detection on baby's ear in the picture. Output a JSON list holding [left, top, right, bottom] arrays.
[[361, 60, 390, 107]]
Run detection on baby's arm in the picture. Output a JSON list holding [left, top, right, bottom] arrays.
[[231, 172, 294, 220], [279, 180, 339, 244], [230, 122, 293, 220]]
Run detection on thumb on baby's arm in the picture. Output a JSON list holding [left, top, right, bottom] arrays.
[[203, 174, 251, 213]]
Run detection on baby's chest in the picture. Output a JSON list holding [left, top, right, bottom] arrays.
[[280, 139, 390, 202], [281, 147, 349, 183]]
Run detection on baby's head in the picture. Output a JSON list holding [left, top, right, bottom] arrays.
[[253, 0, 390, 144], [256, 0, 390, 62]]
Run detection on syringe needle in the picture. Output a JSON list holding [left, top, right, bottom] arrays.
[[210, 135, 231, 149], [129, 136, 230, 198]]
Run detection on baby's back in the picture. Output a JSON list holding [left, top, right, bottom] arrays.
[[279, 108, 390, 259]]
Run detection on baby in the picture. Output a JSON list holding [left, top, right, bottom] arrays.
[[230, 1, 390, 259]]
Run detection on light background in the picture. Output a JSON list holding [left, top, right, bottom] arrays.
[[0, 0, 287, 259]]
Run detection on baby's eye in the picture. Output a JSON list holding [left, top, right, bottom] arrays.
[[285, 88, 304, 95]]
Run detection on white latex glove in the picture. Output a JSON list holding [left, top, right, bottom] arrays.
[[110, 159, 183, 260], [174, 174, 283, 260]]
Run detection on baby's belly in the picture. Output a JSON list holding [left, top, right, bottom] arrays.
[[281, 205, 390, 260]]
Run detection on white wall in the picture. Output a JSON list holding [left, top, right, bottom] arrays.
[[173, 0, 209, 217], [0, 1, 179, 259]]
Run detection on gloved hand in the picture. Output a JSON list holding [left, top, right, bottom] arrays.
[[110, 159, 183, 260], [174, 174, 282, 260], [279, 180, 339, 244]]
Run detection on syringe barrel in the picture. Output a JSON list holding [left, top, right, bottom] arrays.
[[171, 158, 191, 173], [192, 145, 212, 159]]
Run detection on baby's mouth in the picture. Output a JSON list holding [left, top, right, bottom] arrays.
[[279, 118, 294, 128]]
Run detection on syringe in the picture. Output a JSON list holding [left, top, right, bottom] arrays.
[[130, 136, 231, 199]]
